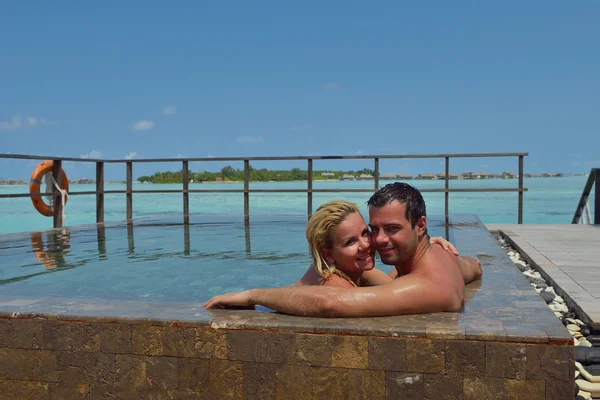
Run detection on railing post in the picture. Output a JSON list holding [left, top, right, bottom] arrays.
[[445, 157, 449, 220], [244, 160, 249, 220], [126, 161, 133, 222], [518, 155, 524, 224], [96, 162, 104, 223], [307, 159, 313, 217], [182, 160, 189, 224], [595, 169, 599, 225], [52, 159, 63, 228], [374, 158, 379, 191]]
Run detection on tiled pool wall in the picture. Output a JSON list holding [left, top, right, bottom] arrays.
[[1, 316, 573, 399]]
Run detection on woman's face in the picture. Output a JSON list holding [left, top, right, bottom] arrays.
[[322, 212, 375, 275]]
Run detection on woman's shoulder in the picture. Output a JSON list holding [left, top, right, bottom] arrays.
[[296, 265, 324, 286], [323, 274, 355, 287]]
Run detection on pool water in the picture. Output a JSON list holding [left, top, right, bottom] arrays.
[[0, 215, 451, 303]]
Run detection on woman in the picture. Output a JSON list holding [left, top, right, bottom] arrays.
[[295, 200, 457, 287]]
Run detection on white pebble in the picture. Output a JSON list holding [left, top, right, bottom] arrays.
[[550, 303, 568, 313], [577, 338, 592, 347], [507, 251, 515, 256], [554, 296, 564, 304], [577, 389, 591, 400]]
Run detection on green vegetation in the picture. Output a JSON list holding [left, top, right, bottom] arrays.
[[137, 166, 375, 183]]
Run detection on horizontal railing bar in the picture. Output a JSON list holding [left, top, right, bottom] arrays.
[[0, 187, 528, 198], [0, 191, 126, 198], [0, 152, 529, 163]]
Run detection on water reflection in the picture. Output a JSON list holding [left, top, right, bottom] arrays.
[[127, 223, 135, 254], [184, 223, 190, 256], [245, 217, 251, 255], [30, 228, 71, 270], [97, 226, 107, 259]]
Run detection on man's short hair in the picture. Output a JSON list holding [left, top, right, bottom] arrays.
[[367, 182, 426, 228]]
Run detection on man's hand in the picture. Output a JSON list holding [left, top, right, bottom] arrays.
[[430, 236, 459, 256], [204, 290, 255, 309]]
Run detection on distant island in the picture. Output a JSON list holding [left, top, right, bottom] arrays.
[[0, 167, 585, 185], [133, 166, 581, 184]]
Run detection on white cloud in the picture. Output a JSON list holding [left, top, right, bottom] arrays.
[[125, 152, 138, 160], [324, 82, 342, 90], [236, 136, 264, 143], [347, 150, 364, 155], [0, 114, 57, 130], [290, 124, 314, 132], [25, 116, 39, 127], [163, 106, 177, 116], [80, 150, 103, 159], [132, 120, 154, 131], [175, 154, 187, 158], [0, 115, 22, 130]]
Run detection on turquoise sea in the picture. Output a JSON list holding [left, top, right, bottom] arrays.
[[0, 176, 593, 235]]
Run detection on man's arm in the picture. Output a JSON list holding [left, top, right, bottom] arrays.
[[204, 275, 462, 318], [459, 256, 482, 284]]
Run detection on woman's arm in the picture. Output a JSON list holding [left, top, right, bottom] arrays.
[[430, 236, 459, 255]]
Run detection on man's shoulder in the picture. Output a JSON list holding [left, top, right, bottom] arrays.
[[426, 244, 461, 267], [405, 246, 462, 284]]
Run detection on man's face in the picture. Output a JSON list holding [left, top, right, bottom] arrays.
[[368, 201, 425, 266]]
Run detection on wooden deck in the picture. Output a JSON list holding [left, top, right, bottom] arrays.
[[487, 224, 600, 330]]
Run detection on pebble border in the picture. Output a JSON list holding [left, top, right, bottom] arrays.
[[493, 233, 596, 400]]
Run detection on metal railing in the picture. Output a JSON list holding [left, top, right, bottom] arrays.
[[0, 152, 528, 228], [572, 168, 599, 224]]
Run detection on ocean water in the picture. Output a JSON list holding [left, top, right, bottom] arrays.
[[0, 176, 593, 235]]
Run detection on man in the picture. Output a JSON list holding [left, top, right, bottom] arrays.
[[204, 182, 482, 317]]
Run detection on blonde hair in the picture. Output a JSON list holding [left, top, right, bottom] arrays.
[[306, 200, 362, 284]]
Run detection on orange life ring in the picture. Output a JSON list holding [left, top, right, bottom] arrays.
[[29, 160, 69, 217]]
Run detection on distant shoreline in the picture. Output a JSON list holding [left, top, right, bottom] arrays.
[[0, 174, 588, 186]]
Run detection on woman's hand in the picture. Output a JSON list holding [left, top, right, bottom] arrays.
[[203, 290, 255, 309], [430, 236, 459, 256]]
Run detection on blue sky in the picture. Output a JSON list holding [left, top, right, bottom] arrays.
[[1, 1, 599, 180]]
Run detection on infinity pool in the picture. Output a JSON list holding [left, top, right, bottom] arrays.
[[0, 214, 453, 303], [0, 214, 574, 399]]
